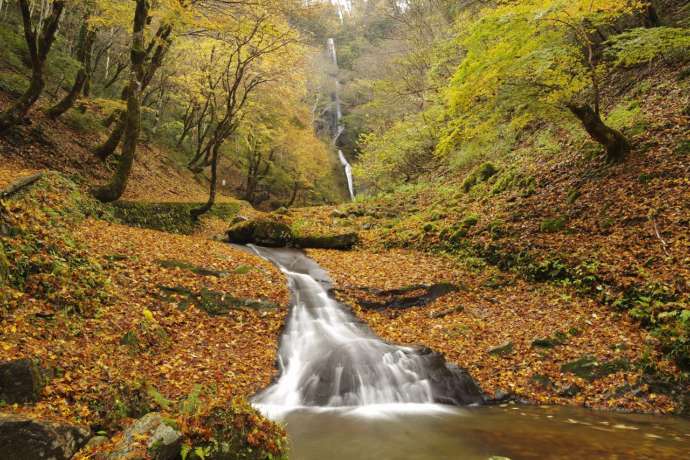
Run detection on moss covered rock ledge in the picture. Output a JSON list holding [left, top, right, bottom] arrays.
[[227, 218, 359, 250]]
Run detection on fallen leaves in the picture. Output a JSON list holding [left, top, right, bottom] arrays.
[[309, 248, 679, 414]]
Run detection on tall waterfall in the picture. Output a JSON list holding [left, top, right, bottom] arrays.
[[327, 38, 355, 201]]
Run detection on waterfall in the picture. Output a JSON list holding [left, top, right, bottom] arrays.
[[250, 246, 484, 417], [327, 38, 355, 200]]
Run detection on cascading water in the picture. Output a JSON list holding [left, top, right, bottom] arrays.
[[250, 246, 483, 415], [327, 38, 355, 201]]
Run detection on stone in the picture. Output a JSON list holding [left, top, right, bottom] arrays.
[[84, 435, 110, 450], [560, 356, 630, 381], [0, 413, 91, 460], [493, 389, 512, 402], [230, 215, 249, 225], [105, 412, 181, 460], [530, 374, 553, 389], [488, 341, 514, 356], [0, 359, 44, 404], [226, 218, 293, 247], [293, 232, 359, 250], [531, 338, 556, 348], [558, 384, 581, 397]]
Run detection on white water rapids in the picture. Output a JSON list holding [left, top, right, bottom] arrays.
[[249, 246, 483, 419]]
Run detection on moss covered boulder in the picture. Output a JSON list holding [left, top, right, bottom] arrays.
[[226, 218, 293, 247], [294, 232, 359, 250], [227, 218, 359, 249]]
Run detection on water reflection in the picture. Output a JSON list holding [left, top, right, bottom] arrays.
[[277, 404, 690, 460]]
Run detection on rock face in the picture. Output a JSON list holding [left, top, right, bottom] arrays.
[[104, 412, 181, 460], [0, 359, 44, 404], [0, 414, 91, 460]]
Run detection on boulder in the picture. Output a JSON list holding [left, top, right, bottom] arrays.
[[104, 412, 181, 460], [293, 232, 359, 250], [0, 359, 44, 404], [0, 413, 91, 460], [227, 217, 359, 250], [226, 218, 293, 247]]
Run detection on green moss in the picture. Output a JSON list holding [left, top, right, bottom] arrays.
[[63, 109, 101, 133], [540, 216, 567, 233], [227, 218, 293, 247], [675, 140, 690, 156], [461, 213, 479, 228], [113, 201, 240, 235], [0, 71, 29, 96], [462, 162, 499, 192], [1, 172, 112, 316]]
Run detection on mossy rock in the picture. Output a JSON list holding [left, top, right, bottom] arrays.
[[294, 233, 359, 250], [226, 218, 293, 247], [560, 356, 630, 381]]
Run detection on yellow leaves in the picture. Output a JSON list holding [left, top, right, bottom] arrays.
[[142, 308, 155, 323]]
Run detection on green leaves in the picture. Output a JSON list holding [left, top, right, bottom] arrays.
[[606, 27, 690, 67]]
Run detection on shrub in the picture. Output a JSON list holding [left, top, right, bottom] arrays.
[[181, 398, 288, 460]]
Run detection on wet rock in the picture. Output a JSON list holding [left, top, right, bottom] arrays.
[[492, 389, 513, 403], [488, 341, 514, 356], [294, 342, 483, 406], [0, 413, 90, 460], [0, 359, 44, 404], [104, 412, 181, 460]]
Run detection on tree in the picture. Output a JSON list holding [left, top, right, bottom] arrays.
[[440, 0, 647, 162], [91, 0, 149, 202], [186, 9, 299, 219], [46, 11, 96, 119], [0, 0, 65, 133]]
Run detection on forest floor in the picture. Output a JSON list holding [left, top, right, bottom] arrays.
[[0, 165, 287, 436]]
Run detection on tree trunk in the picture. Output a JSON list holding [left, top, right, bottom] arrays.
[[94, 115, 126, 159], [0, 0, 65, 133], [567, 103, 631, 161], [46, 22, 96, 120], [190, 142, 220, 220], [91, 0, 149, 203]]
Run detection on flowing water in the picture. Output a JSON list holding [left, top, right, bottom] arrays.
[[327, 38, 355, 200], [249, 246, 690, 459]]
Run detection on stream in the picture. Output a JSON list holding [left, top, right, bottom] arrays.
[[249, 246, 690, 459]]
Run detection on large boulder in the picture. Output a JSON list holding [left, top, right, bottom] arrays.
[[226, 218, 293, 247], [0, 413, 91, 460], [0, 359, 44, 404], [294, 232, 359, 250], [227, 217, 359, 250], [103, 412, 181, 460]]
